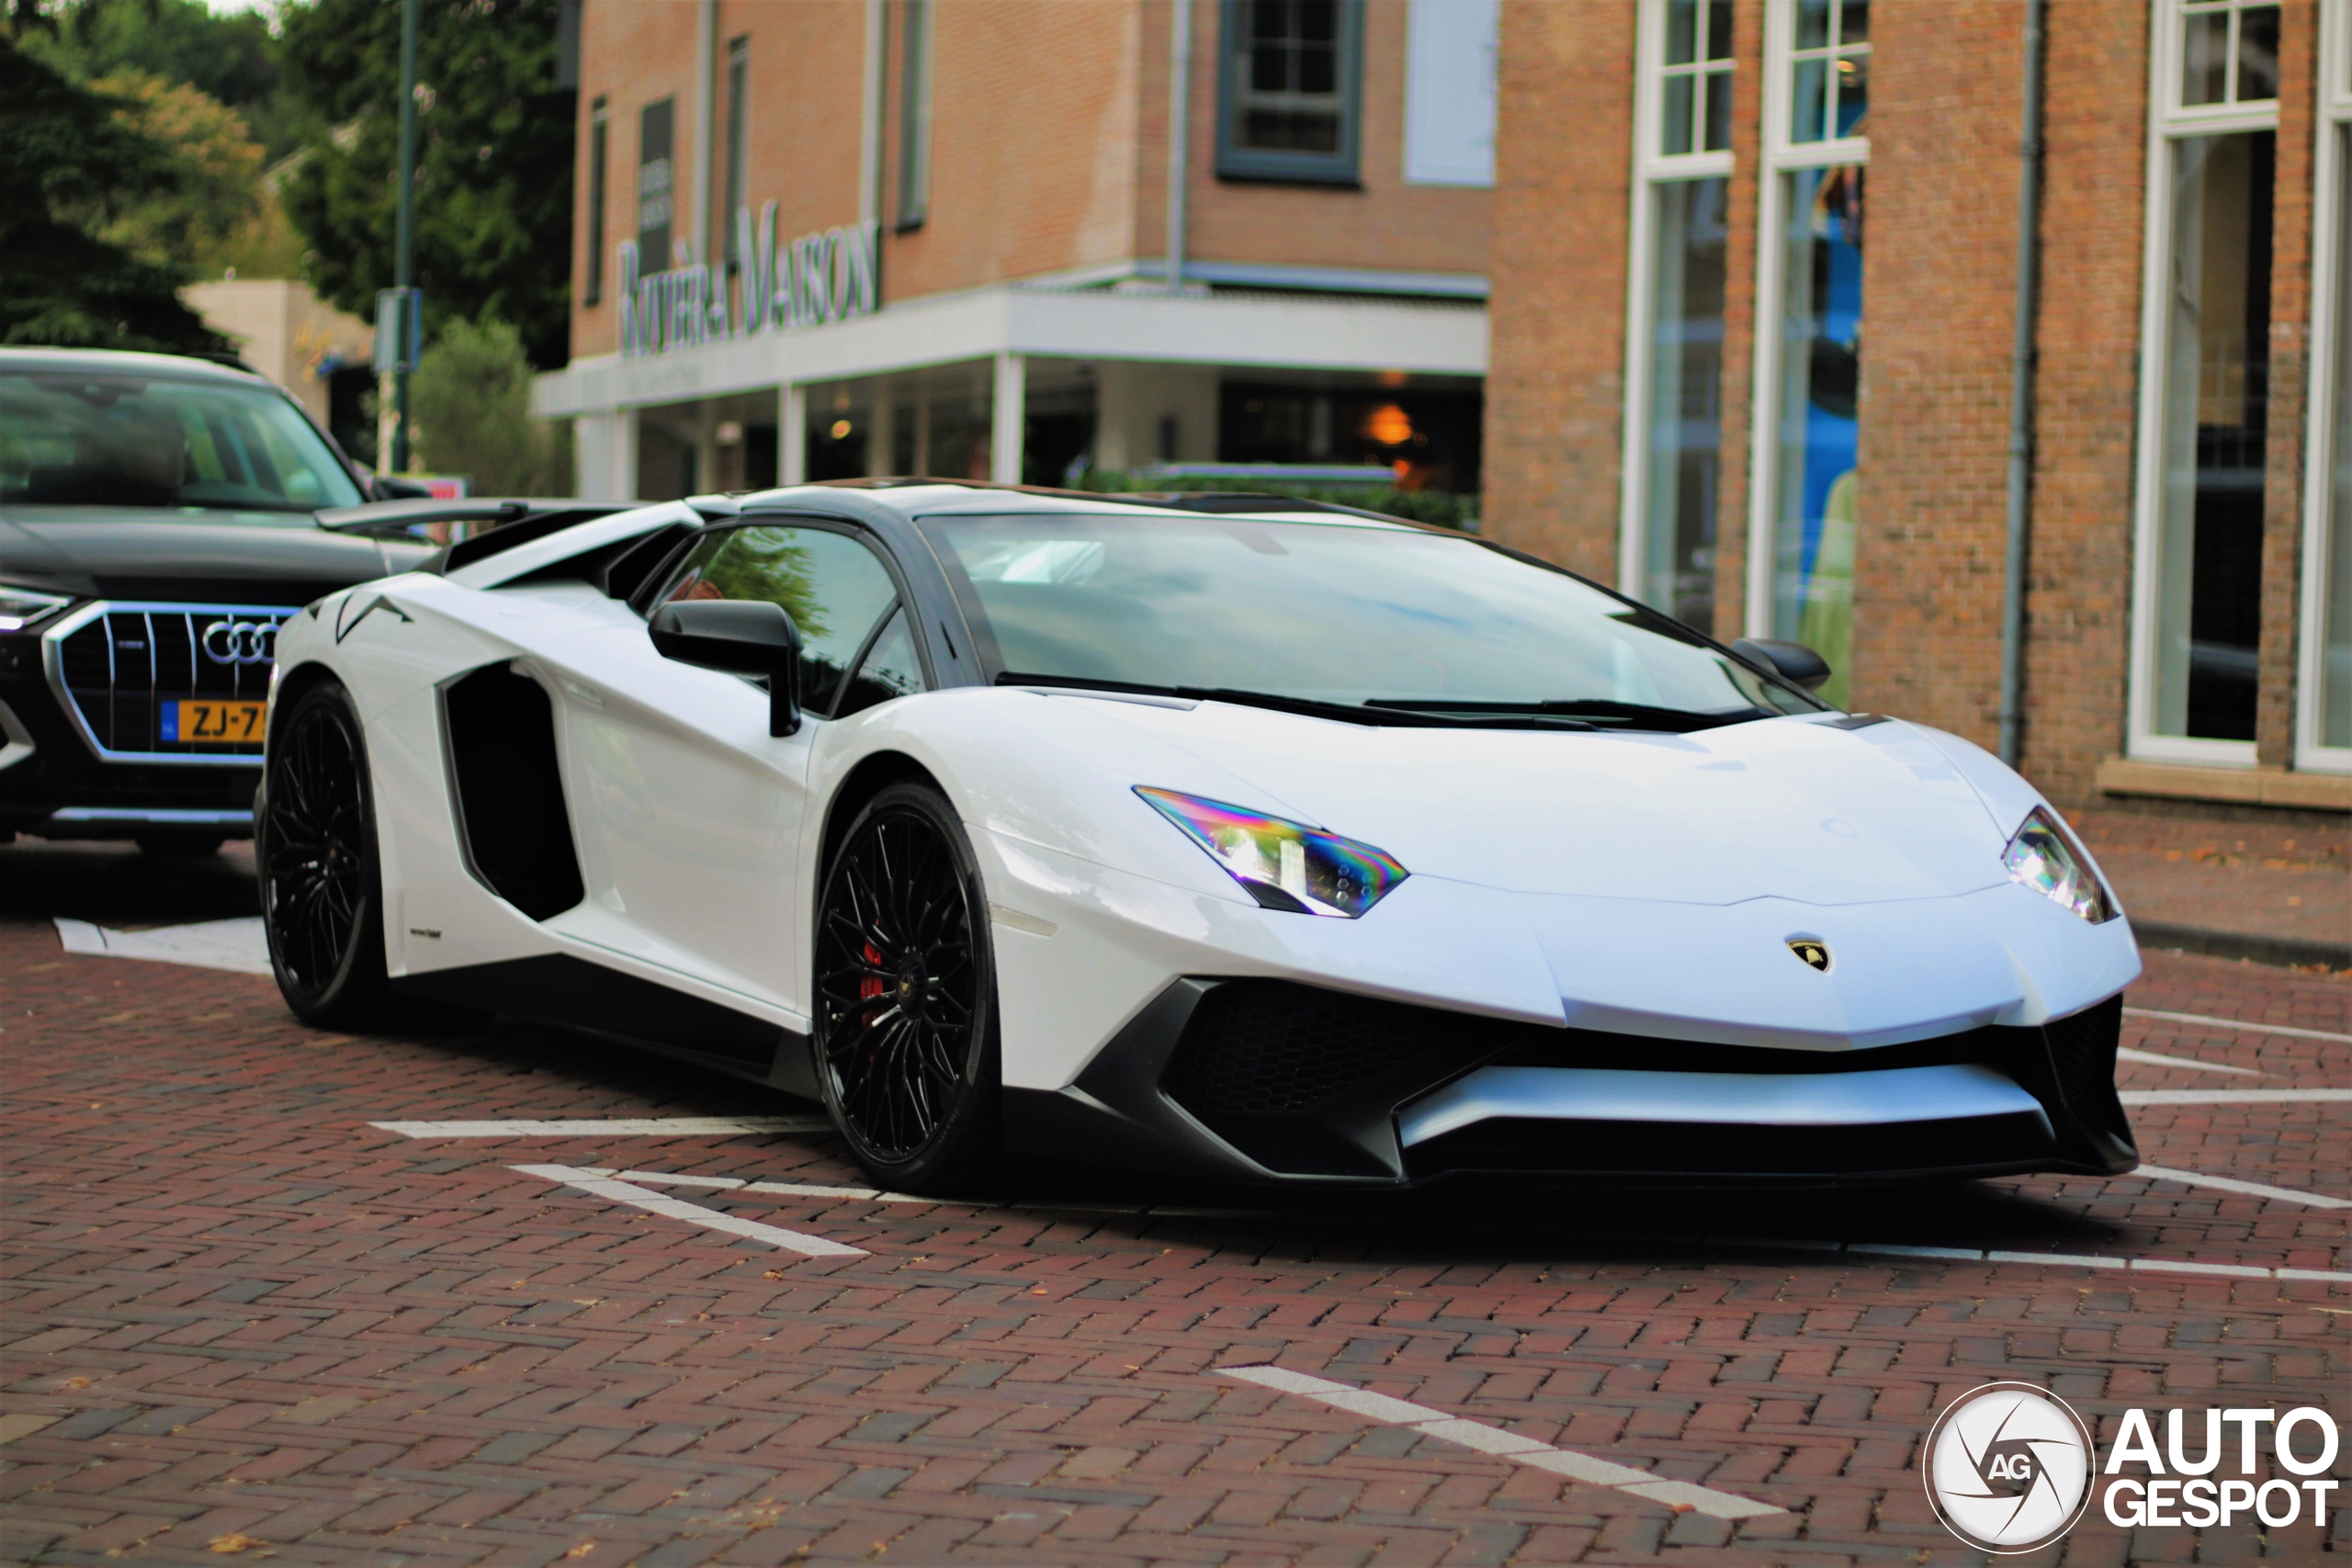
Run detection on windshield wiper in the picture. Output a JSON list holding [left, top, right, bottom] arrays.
[[996, 672, 1599, 730], [1366, 697, 1772, 733]]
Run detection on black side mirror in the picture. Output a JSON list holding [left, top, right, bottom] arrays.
[[649, 600, 802, 737], [1731, 637, 1832, 694]]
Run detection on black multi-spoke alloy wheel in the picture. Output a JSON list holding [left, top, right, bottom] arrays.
[[814, 782, 1001, 1191], [257, 681, 394, 1027]]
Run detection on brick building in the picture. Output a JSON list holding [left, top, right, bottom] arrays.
[[1486, 0, 2351, 817], [533, 0, 1498, 504]]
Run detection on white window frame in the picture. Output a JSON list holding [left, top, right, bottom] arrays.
[[2126, 0, 2280, 766], [1741, 0, 1868, 639], [1618, 0, 1736, 603], [2297, 0, 2352, 770]]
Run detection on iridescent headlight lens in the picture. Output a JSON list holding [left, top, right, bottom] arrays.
[[1136, 786, 1408, 918], [2004, 807, 2118, 923]]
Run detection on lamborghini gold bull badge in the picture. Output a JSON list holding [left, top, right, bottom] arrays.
[[1787, 938, 1832, 972]]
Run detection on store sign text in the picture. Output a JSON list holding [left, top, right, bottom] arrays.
[[620, 203, 878, 358]]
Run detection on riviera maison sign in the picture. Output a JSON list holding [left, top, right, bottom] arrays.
[[620, 202, 878, 358]]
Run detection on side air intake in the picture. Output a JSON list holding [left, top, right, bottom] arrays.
[[441, 662, 585, 920]]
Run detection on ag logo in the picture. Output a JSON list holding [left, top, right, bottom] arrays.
[[1785, 936, 1831, 972], [1922, 1382, 2095, 1552]]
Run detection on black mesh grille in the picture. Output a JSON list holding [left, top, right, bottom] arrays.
[[56, 606, 291, 755], [2045, 996, 2123, 1108], [1163, 980, 1529, 1118]]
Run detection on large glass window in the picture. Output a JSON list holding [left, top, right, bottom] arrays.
[[1641, 178, 1729, 633], [1216, 0, 1363, 185], [585, 98, 608, 305], [1771, 163, 1864, 707], [2324, 140, 2352, 748], [2153, 132, 2272, 741], [1788, 0, 1868, 142], [720, 38, 749, 268], [2301, 3, 2352, 768], [896, 0, 933, 231], [637, 97, 674, 268], [1624, 0, 1734, 635], [2179, 0, 2279, 107]]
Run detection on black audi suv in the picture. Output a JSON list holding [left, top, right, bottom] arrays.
[[0, 348, 434, 853]]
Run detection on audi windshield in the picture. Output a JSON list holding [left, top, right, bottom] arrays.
[[922, 512, 1827, 730], [0, 371, 363, 513]]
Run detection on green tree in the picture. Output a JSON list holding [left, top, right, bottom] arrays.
[[279, 0, 575, 369], [80, 70, 266, 269], [410, 315, 570, 494], [0, 39, 226, 354], [21, 0, 310, 158]]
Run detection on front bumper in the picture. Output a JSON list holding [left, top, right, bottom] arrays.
[[1004, 981, 2136, 1186], [0, 638, 259, 840]]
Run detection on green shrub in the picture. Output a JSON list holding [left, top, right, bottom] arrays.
[[409, 316, 571, 495]]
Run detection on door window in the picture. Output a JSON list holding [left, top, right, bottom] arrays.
[[835, 608, 927, 717], [660, 524, 900, 716]]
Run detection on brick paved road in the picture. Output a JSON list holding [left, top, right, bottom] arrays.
[[2, 847, 2346, 1566]]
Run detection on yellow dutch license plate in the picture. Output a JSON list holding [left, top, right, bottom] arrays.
[[164, 699, 267, 744]]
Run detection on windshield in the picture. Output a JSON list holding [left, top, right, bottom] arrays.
[[923, 513, 1826, 727], [0, 371, 363, 513]]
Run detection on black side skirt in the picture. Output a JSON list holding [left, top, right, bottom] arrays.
[[392, 953, 819, 1100]]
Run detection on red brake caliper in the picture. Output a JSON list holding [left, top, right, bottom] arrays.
[[859, 942, 885, 1006]]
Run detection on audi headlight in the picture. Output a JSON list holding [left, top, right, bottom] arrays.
[[0, 584, 71, 633], [2004, 807, 2118, 923], [1136, 786, 1408, 918]]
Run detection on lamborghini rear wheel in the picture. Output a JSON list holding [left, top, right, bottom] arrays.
[[258, 680, 395, 1028], [813, 781, 1001, 1192]]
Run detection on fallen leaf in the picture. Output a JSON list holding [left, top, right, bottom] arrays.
[[208, 1534, 267, 1554], [563, 1546, 596, 1560], [57, 1376, 91, 1391]]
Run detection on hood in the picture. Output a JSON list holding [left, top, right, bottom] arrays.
[[1073, 696, 2020, 906], [0, 509, 429, 606]]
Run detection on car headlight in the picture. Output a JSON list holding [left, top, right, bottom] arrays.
[[1136, 786, 1408, 918], [0, 584, 71, 633], [2004, 807, 2118, 923]]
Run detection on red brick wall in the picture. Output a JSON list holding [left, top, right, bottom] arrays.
[[1845, 2, 2025, 741], [2009, 0, 2148, 807], [1482, 0, 1632, 581]]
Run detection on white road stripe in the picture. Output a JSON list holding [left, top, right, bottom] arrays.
[[2125, 1008, 2352, 1045], [2132, 1165, 2352, 1209], [2117, 1047, 2263, 1076], [1766, 1240, 2352, 1282], [2120, 1089, 2352, 1105], [512, 1164, 865, 1258], [54, 916, 274, 976], [1217, 1366, 1781, 1519], [371, 1117, 830, 1138]]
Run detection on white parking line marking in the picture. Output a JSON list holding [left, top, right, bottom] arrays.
[[372, 1117, 830, 1138], [512, 1164, 865, 1258], [1776, 1240, 2352, 1282], [54, 916, 273, 976], [2118, 1046, 2263, 1076], [1216, 1366, 1782, 1519], [2125, 1008, 2352, 1045], [2133, 1165, 2352, 1209], [2120, 1089, 2352, 1105]]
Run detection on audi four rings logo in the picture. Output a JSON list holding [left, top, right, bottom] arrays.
[[202, 618, 280, 665]]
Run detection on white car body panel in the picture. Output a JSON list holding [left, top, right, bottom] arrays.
[[265, 489, 2142, 1187]]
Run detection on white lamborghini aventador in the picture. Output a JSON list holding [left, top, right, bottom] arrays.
[[259, 483, 2142, 1192]]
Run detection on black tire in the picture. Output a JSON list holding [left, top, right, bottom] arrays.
[[257, 680, 397, 1029], [136, 834, 225, 858], [813, 781, 1001, 1192]]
